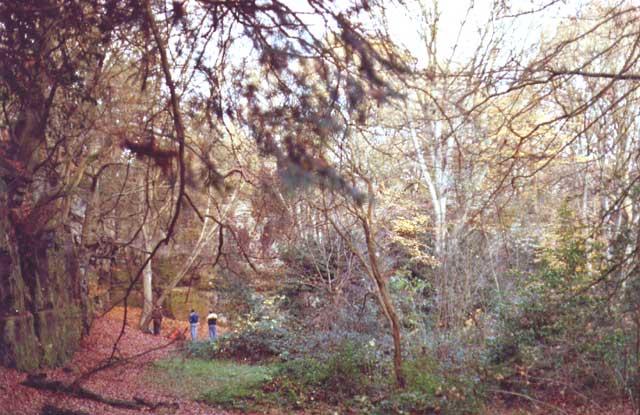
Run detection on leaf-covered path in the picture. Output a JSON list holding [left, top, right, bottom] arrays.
[[0, 307, 235, 415]]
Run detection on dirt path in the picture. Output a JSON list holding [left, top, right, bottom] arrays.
[[0, 307, 233, 415]]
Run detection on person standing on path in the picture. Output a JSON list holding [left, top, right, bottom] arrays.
[[151, 306, 163, 336], [189, 309, 199, 340], [206, 310, 218, 340]]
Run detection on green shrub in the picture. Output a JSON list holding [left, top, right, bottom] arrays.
[[487, 214, 638, 402], [372, 354, 483, 415], [403, 356, 441, 397], [184, 340, 219, 360], [324, 341, 376, 395], [278, 356, 330, 386], [259, 341, 381, 409], [214, 325, 291, 362]]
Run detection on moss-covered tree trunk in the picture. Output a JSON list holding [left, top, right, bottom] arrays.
[[0, 79, 89, 371], [0, 182, 87, 369]]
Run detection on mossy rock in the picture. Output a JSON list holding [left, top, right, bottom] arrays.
[[0, 313, 40, 371], [109, 287, 144, 308], [152, 257, 183, 286], [35, 307, 82, 367], [166, 288, 214, 321], [0, 307, 83, 370], [152, 256, 212, 290]]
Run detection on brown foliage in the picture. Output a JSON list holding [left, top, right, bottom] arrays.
[[122, 137, 177, 177]]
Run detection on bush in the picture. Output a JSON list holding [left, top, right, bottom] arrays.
[[490, 289, 633, 398], [487, 216, 638, 402], [213, 324, 291, 362], [258, 340, 383, 410], [321, 341, 377, 396], [278, 356, 330, 386], [184, 340, 219, 360], [372, 354, 483, 415]]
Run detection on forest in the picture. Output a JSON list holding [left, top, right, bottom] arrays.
[[1, 0, 640, 414]]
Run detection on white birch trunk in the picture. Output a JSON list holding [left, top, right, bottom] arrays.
[[408, 116, 451, 256], [408, 121, 446, 255], [140, 221, 153, 330]]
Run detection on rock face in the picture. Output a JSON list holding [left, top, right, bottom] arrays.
[[166, 287, 215, 322], [0, 177, 86, 371]]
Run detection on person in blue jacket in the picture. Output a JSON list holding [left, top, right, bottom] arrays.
[[189, 309, 199, 340]]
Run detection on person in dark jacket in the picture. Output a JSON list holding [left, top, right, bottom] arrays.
[[189, 309, 199, 340], [151, 306, 163, 335], [206, 310, 218, 340]]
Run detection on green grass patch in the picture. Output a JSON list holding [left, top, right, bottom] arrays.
[[149, 340, 393, 412], [149, 345, 480, 414], [151, 358, 277, 409]]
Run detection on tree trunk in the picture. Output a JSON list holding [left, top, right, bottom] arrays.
[[0, 99, 88, 369], [324, 190, 406, 388], [139, 222, 154, 330], [361, 219, 406, 388], [78, 174, 102, 333], [408, 120, 445, 255]]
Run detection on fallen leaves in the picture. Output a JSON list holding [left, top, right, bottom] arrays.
[[0, 307, 232, 415]]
